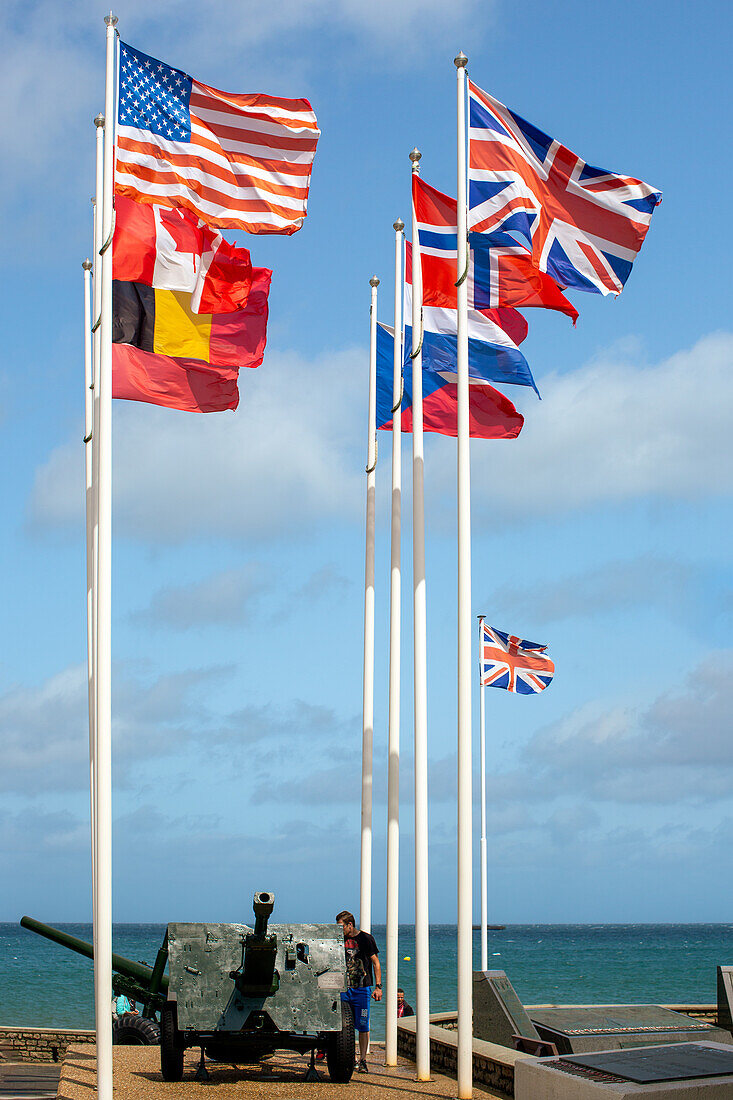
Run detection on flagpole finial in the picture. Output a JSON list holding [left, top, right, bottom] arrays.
[[370, 276, 380, 288], [105, 12, 118, 25], [83, 258, 93, 271], [393, 218, 404, 233], [409, 148, 421, 174], [94, 113, 105, 128], [454, 51, 468, 68]]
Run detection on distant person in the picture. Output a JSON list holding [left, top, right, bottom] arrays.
[[397, 988, 414, 1018], [114, 994, 138, 1017], [336, 910, 381, 1074]]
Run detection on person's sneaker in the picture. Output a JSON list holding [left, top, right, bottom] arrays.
[[315, 1048, 326, 1062], [357, 1059, 369, 1073]]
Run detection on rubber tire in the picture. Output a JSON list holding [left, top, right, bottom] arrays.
[[326, 1001, 355, 1084], [160, 1003, 185, 1082], [112, 1015, 160, 1046]]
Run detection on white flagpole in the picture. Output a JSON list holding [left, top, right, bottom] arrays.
[[83, 255, 96, 936], [385, 218, 404, 1067], [94, 14, 117, 1100], [91, 115, 104, 956], [410, 147, 431, 1083], [454, 51, 473, 1099], [360, 275, 380, 934], [478, 615, 487, 972]]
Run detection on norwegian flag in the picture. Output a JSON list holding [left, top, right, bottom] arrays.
[[468, 81, 661, 296], [414, 175, 576, 325], [480, 623, 554, 694]]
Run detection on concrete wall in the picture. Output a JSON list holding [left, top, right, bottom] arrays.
[[397, 1015, 525, 1098], [0, 1026, 95, 1064], [397, 1006, 719, 1099]]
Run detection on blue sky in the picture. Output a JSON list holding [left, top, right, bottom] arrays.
[[1, 0, 732, 926]]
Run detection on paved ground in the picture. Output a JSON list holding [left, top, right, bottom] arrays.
[[58, 1044, 502, 1098], [0, 1063, 60, 1100]]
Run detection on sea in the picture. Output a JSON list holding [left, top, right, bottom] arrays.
[[2, 923, 732, 1042]]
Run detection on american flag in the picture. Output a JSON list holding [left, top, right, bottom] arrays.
[[468, 81, 661, 296], [480, 623, 554, 695], [115, 42, 320, 235]]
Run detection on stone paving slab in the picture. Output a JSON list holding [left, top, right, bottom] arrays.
[[0, 1062, 60, 1099], [58, 1043, 503, 1098]]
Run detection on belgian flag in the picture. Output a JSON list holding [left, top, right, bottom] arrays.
[[112, 268, 271, 413]]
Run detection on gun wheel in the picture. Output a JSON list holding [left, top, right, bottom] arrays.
[[326, 1000, 355, 1083], [160, 1002, 184, 1082], [112, 1015, 160, 1045]]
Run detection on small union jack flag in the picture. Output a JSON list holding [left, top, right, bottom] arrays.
[[480, 623, 554, 695], [468, 81, 661, 296]]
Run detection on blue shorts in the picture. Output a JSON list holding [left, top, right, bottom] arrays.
[[341, 986, 371, 1033]]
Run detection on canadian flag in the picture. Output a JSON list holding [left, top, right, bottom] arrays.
[[112, 194, 253, 314]]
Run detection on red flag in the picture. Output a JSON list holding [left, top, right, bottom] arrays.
[[113, 195, 253, 314], [112, 268, 271, 413]]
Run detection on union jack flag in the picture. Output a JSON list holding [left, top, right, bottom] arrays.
[[480, 623, 554, 694], [468, 81, 661, 296]]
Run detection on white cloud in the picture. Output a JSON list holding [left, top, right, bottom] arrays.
[[490, 556, 702, 624], [0, 0, 486, 212], [29, 345, 364, 543], [121, 0, 484, 54], [29, 333, 733, 546], [133, 564, 269, 629], [0, 663, 227, 794], [0, 658, 355, 796], [431, 331, 733, 522], [519, 650, 733, 804]]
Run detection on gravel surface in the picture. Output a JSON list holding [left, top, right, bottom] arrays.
[[58, 1043, 501, 1098]]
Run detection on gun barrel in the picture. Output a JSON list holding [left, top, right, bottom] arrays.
[[252, 891, 275, 939], [20, 916, 168, 992]]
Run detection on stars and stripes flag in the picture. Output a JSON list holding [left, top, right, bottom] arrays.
[[480, 623, 554, 694], [115, 41, 320, 235], [468, 81, 661, 296]]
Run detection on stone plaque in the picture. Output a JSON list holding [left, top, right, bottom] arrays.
[[529, 1004, 733, 1055], [563, 1042, 733, 1083], [473, 970, 539, 1047]]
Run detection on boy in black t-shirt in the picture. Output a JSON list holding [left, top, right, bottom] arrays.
[[336, 909, 381, 1073]]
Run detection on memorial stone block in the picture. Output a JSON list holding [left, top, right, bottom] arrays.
[[529, 1005, 733, 1055], [515, 1041, 733, 1100], [716, 966, 733, 1033], [473, 970, 540, 1048]]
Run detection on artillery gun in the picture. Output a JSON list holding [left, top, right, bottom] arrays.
[[161, 891, 354, 1083], [20, 915, 168, 1045], [21, 891, 355, 1084]]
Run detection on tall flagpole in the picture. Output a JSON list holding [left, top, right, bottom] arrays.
[[410, 147, 431, 1083], [83, 256, 96, 939], [91, 115, 104, 957], [454, 51, 473, 1099], [94, 14, 117, 1100], [385, 218, 404, 1067], [360, 275, 380, 934], [478, 615, 488, 972]]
